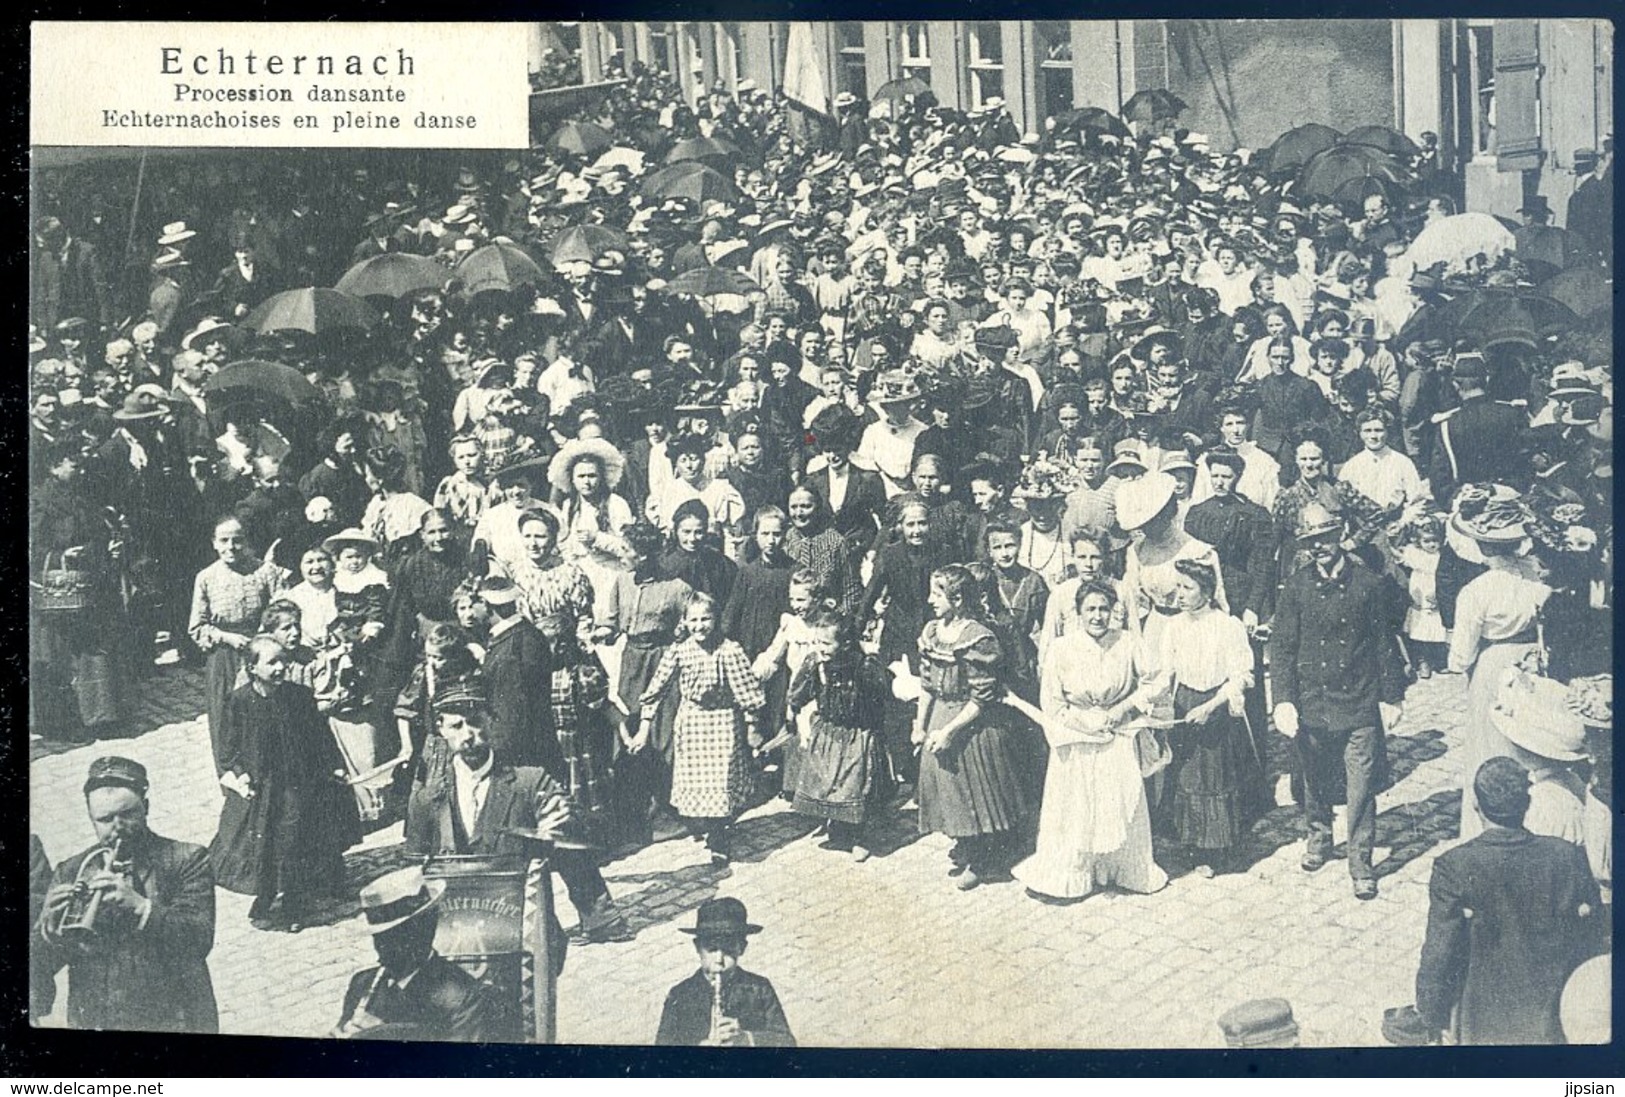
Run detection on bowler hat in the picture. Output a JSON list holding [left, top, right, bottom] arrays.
[[680, 897, 762, 938], [84, 756, 149, 797]]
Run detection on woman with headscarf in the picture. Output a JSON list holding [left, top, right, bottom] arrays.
[[783, 484, 863, 617]]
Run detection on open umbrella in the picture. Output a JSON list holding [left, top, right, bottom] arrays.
[[455, 241, 546, 294], [1436, 288, 1582, 349], [548, 224, 628, 267], [640, 161, 740, 203], [1341, 124, 1420, 158], [334, 253, 447, 299], [1121, 89, 1187, 124], [204, 359, 323, 406], [1296, 144, 1413, 202], [246, 287, 376, 335], [545, 120, 613, 158], [664, 265, 761, 298], [1515, 225, 1587, 275], [1052, 107, 1131, 140], [1540, 264, 1612, 321], [665, 135, 741, 166], [1405, 212, 1517, 274], [1262, 123, 1341, 175], [872, 75, 931, 103]]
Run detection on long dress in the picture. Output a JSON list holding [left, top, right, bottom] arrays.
[[915, 619, 1033, 838], [1151, 607, 1263, 853], [722, 555, 797, 740], [558, 492, 635, 622], [1120, 535, 1226, 676], [1014, 629, 1168, 899], [640, 638, 768, 820], [189, 557, 286, 770], [788, 649, 894, 824], [210, 680, 360, 901], [509, 556, 616, 830], [1448, 559, 1552, 840]]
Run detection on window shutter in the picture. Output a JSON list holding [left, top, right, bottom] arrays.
[[1495, 19, 1544, 171]]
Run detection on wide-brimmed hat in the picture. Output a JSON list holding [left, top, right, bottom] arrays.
[[1294, 501, 1344, 542], [359, 868, 446, 935], [871, 369, 922, 404], [548, 437, 627, 494], [679, 897, 762, 938], [181, 317, 241, 351], [1105, 439, 1149, 478], [1131, 325, 1184, 361], [1450, 498, 1530, 543], [1491, 670, 1588, 762], [158, 220, 197, 245], [111, 393, 165, 421], [151, 249, 190, 274], [323, 528, 381, 556], [1114, 471, 1178, 531]]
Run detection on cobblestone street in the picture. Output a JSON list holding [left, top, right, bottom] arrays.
[[31, 665, 1471, 1048]]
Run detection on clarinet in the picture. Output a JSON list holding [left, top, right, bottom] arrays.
[[708, 972, 724, 1046]]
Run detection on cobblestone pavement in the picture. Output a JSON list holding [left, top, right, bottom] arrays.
[[31, 665, 1470, 1048]]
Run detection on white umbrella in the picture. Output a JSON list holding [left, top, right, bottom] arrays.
[[592, 146, 646, 175], [1405, 212, 1517, 274]]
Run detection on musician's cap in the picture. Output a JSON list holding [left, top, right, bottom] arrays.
[[84, 756, 149, 798], [433, 677, 490, 715], [358, 867, 446, 935], [1217, 998, 1300, 1048], [680, 897, 762, 939], [477, 575, 521, 607]]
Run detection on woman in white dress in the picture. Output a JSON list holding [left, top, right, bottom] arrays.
[[548, 438, 636, 623], [1116, 472, 1227, 674], [1014, 580, 1167, 902]]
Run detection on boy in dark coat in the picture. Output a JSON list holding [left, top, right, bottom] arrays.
[[656, 898, 795, 1047]]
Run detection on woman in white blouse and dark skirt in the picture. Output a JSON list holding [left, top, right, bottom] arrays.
[[1150, 559, 1268, 876]]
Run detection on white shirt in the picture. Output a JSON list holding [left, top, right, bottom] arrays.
[[827, 464, 850, 513], [1339, 447, 1427, 511], [452, 749, 495, 840], [858, 417, 926, 495], [536, 356, 595, 416]]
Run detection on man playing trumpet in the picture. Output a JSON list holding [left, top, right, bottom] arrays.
[[36, 756, 219, 1033]]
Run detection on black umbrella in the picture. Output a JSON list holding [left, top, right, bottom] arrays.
[[1295, 145, 1413, 202], [1540, 264, 1612, 320], [1052, 107, 1131, 140], [665, 136, 741, 166], [455, 242, 546, 294], [545, 120, 613, 158], [664, 265, 760, 298], [1401, 287, 1583, 350], [334, 253, 446, 299], [246, 288, 376, 335], [1515, 225, 1587, 276], [1121, 89, 1187, 124], [204, 359, 324, 406], [1341, 125, 1420, 158], [873, 75, 931, 103], [1262, 123, 1341, 175]]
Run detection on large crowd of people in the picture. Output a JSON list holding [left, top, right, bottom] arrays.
[[29, 59, 1614, 1046]]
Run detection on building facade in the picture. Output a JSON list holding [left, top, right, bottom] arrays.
[[542, 20, 1611, 224]]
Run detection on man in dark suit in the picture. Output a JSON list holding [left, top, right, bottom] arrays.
[[656, 898, 795, 1047], [332, 866, 500, 1042], [805, 405, 886, 557], [211, 232, 281, 319], [1269, 502, 1409, 900], [32, 216, 112, 333], [37, 757, 219, 1033], [1414, 757, 1602, 1044], [1427, 352, 1530, 506], [404, 679, 630, 944]]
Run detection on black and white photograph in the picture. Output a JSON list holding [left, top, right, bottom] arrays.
[[25, 18, 1614, 1052]]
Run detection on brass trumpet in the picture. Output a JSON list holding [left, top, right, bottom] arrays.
[[49, 836, 130, 942]]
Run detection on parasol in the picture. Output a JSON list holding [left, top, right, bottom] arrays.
[[1539, 264, 1612, 321], [455, 241, 546, 294], [548, 224, 628, 267], [1515, 225, 1587, 276], [245, 287, 376, 335], [545, 120, 613, 158], [334, 253, 447, 299], [1402, 287, 1583, 350], [204, 359, 323, 406], [1341, 124, 1421, 158], [640, 161, 740, 203], [1052, 107, 1132, 140], [1405, 213, 1517, 274], [1121, 89, 1187, 124], [1262, 123, 1341, 175], [665, 135, 741, 166], [1295, 144, 1413, 202], [872, 75, 931, 103], [664, 265, 761, 298], [592, 146, 647, 175]]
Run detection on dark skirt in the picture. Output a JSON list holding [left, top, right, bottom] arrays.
[[205, 647, 245, 772], [1157, 683, 1261, 852], [917, 705, 1033, 838], [211, 777, 355, 899], [792, 714, 894, 825]]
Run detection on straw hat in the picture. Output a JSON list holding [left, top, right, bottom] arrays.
[[158, 221, 197, 245], [1490, 670, 1589, 762], [323, 528, 381, 556], [1114, 471, 1178, 531], [358, 868, 446, 935], [548, 437, 627, 495]]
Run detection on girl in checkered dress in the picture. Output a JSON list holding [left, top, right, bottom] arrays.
[[638, 592, 767, 863]]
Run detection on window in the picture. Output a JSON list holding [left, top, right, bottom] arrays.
[[647, 23, 674, 77], [1468, 23, 1497, 160], [968, 21, 1004, 108], [899, 22, 931, 79], [837, 22, 868, 99], [1038, 21, 1074, 117]]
